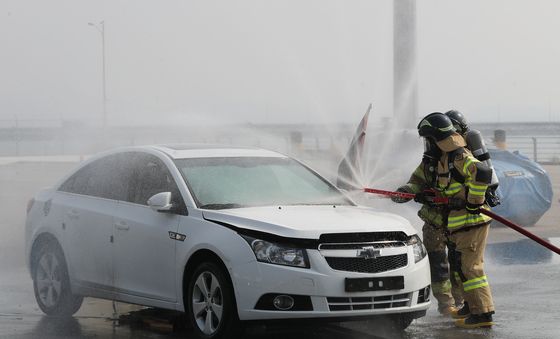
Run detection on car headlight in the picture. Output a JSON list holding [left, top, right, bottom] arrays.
[[242, 236, 310, 268], [407, 234, 427, 263]]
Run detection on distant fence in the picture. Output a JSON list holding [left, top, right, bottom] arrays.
[[0, 123, 559, 165], [499, 136, 560, 164]]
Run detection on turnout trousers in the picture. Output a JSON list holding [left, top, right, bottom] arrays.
[[448, 224, 495, 314], [422, 223, 464, 309]]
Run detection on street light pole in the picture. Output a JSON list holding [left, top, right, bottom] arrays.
[[393, 0, 417, 128], [88, 21, 107, 129]]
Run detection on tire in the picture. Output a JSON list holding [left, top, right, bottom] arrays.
[[32, 241, 83, 316], [186, 261, 243, 339]]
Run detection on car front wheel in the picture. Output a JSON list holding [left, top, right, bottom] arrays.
[[32, 241, 83, 316], [186, 261, 243, 339]]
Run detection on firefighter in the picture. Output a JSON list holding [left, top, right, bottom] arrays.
[[417, 112, 495, 328], [445, 110, 502, 323], [392, 133, 463, 316], [445, 110, 501, 208]]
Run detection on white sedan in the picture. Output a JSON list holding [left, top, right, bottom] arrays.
[[25, 145, 430, 338]]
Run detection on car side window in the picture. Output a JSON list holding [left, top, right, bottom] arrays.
[[129, 154, 185, 210], [59, 165, 91, 195], [58, 155, 129, 201]]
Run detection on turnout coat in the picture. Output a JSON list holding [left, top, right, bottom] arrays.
[[435, 133, 493, 232]]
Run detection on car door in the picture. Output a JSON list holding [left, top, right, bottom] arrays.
[[58, 155, 126, 291], [112, 152, 184, 302]]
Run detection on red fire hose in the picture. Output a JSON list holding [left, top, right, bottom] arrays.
[[479, 209, 560, 255], [364, 187, 560, 255], [363, 187, 449, 204]]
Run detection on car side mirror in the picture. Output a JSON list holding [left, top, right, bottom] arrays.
[[147, 192, 173, 212]]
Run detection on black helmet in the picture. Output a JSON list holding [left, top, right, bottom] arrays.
[[417, 112, 456, 141], [445, 110, 469, 134]]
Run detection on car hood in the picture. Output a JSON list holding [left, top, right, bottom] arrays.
[[201, 205, 416, 240]]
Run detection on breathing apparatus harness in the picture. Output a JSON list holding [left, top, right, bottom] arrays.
[[416, 140, 463, 209], [420, 127, 501, 209]]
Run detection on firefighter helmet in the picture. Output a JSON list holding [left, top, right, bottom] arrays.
[[445, 110, 469, 134], [417, 112, 456, 141]]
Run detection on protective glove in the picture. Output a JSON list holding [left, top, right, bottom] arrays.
[[414, 190, 436, 205], [448, 198, 465, 210], [466, 202, 483, 214], [391, 186, 413, 203]]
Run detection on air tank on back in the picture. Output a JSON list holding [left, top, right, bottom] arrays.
[[465, 129, 500, 188]]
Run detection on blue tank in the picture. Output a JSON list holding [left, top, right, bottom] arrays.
[[490, 149, 553, 226]]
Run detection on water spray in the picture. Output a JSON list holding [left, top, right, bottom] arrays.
[[363, 187, 560, 255]]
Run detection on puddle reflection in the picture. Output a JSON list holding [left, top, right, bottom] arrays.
[[487, 238, 560, 265]]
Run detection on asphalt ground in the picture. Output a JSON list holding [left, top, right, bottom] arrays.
[[1, 161, 559, 339]]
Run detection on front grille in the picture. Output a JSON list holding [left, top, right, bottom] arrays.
[[327, 293, 411, 311], [319, 241, 406, 250], [320, 232, 408, 244], [325, 254, 408, 273]]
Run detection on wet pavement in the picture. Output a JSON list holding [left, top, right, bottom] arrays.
[[1, 161, 560, 338]]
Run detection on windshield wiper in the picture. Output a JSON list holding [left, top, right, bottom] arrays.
[[199, 203, 246, 210], [284, 202, 350, 206]]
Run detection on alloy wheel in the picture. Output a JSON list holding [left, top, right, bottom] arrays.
[[191, 271, 224, 335], [35, 252, 62, 308]]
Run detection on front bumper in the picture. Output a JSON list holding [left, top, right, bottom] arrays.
[[231, 246, 431, 321]]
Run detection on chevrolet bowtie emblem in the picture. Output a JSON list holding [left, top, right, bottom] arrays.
[[357, 246, 381, 259]]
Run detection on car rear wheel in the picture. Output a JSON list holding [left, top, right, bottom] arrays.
[[32, 241, 83, 316], [186, 261, 243, 339]]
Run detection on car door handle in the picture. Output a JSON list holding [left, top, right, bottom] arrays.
[[114, 221, 130, 231], [66, 209, 79, 219]]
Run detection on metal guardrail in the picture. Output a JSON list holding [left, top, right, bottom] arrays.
[[495, 136, 560, 164], [0, 122, 559, 165]]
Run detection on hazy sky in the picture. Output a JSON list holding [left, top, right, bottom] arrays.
[[1, 0, 560, 126]]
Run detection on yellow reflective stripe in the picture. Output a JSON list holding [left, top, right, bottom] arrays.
[[468, 187, 487, 194], [468, 183, 487, 190], [457, 214, 489, 221], [446, 183, 462, 192], [448, 217, 468, 228], [448, 214, 468, 221], [480, 214, 492, 222], [447, 214, 491, 228], [469, 190, 486, 197], [462, 158, 475, 174], [463, 276, 489, 291], [462, 156, 481, 175], [464, 276, 487, 285], [444, 188, 462, 196], [468, 214, 490, 223]]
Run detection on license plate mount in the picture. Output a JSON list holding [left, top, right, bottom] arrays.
[[345, 276, 404, 292]]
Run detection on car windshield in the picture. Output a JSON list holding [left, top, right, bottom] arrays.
[[175, 157, 352, 209]]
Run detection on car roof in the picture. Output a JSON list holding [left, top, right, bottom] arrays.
[[149, 144, 288, 159]]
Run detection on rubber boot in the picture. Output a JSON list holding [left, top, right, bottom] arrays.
[[455, 312, 494, 329], [432, 281, 455, 316], [438, 305, 459, 316], [451, 302, 470, 319]]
